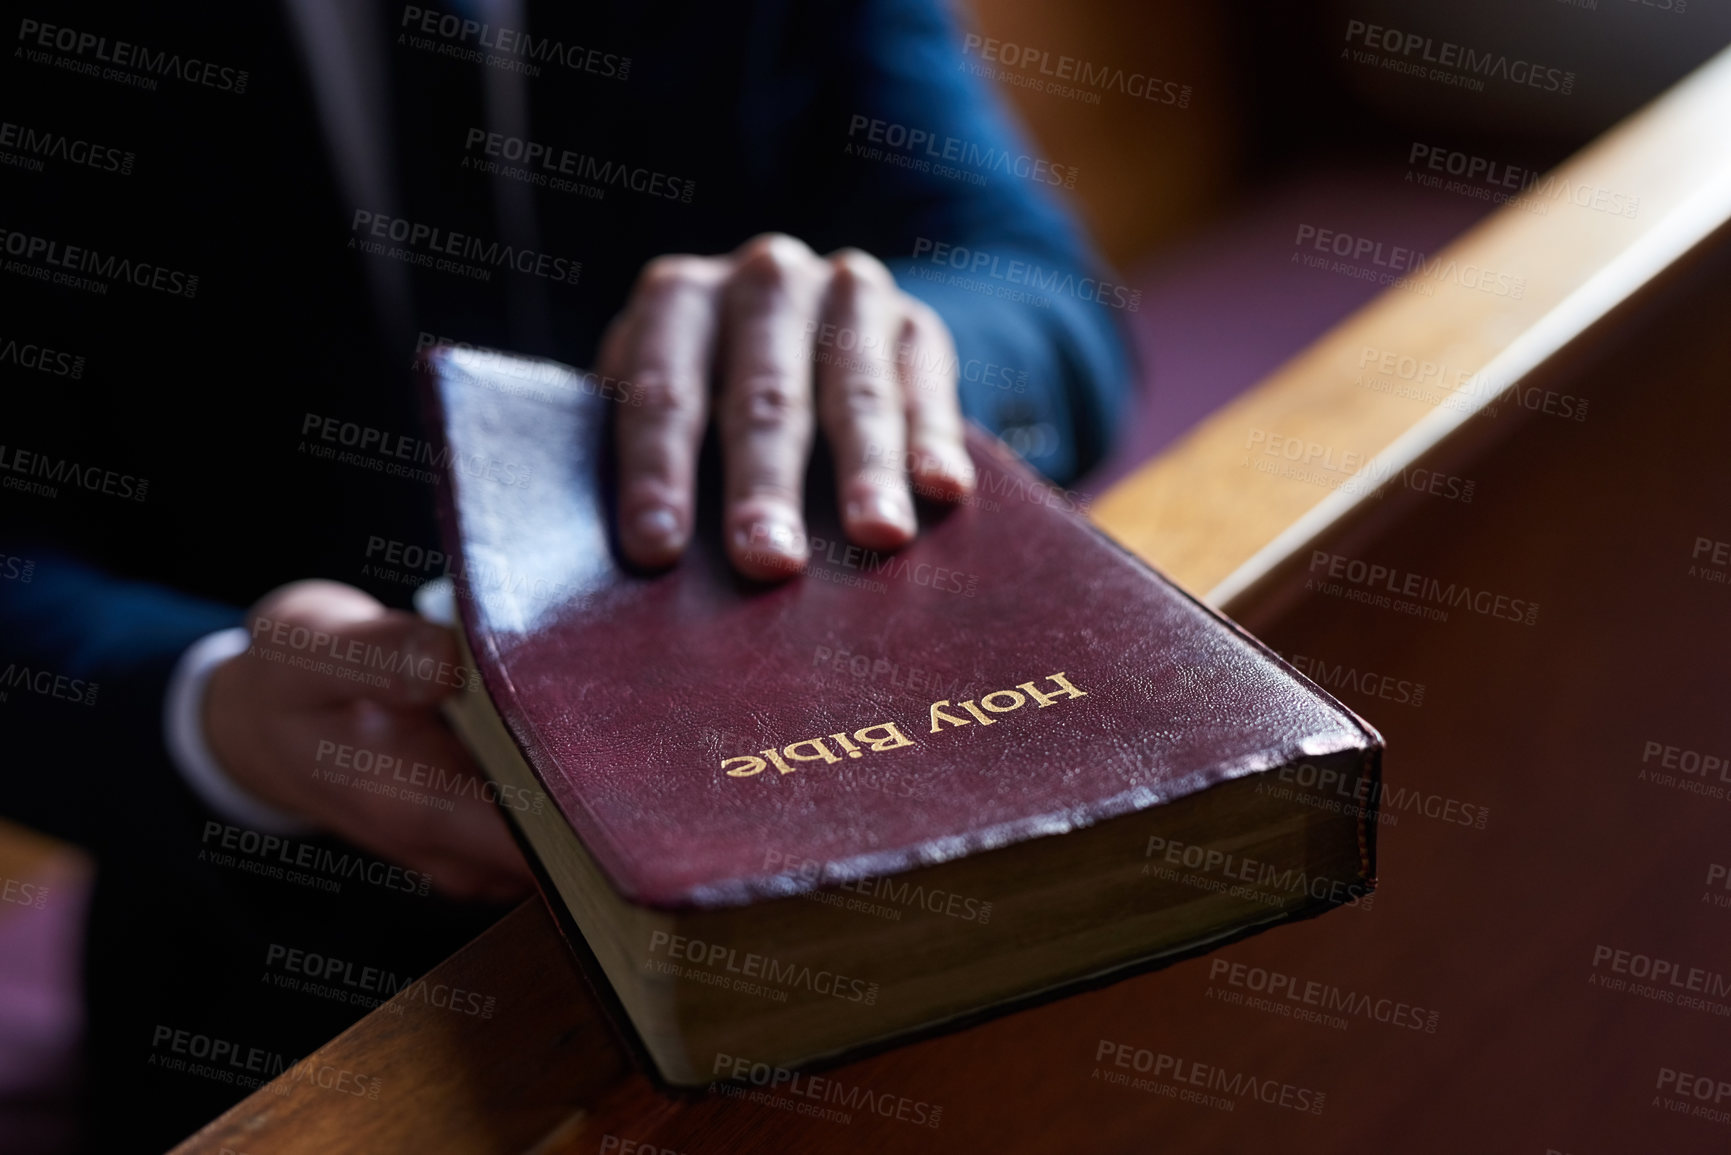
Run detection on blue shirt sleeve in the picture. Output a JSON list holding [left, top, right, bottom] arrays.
[[0, 549, 242, 851], [765, 0, 1136, 485]]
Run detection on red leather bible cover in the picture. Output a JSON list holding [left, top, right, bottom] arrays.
[[422, 348, 1381, 910]]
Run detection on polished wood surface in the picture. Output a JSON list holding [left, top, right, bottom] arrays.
[[174, 46, 1731, 1155], [0, 816, 81, 896], [1092, 43, 1731, 610], [172, 895, 627, 1154]]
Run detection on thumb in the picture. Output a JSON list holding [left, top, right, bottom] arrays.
[[247, 580, 470, 709]]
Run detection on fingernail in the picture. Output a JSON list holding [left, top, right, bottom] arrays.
[[922, 455, 975, 495], [916, 449, 972, 483], [737, 519, 801, 556], [633, 506, 681, 546], [855, 493, 914, 534]]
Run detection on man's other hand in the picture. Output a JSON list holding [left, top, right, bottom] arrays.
[[599, 233, 977, 579], [204, 580, 534, 903]]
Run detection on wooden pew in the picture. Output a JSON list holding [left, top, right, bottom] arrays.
[[174, 44, 1731, 1155]]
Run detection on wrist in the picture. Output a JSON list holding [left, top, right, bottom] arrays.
[[166, 627, 316, 835]]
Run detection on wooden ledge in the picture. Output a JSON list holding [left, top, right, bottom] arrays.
[[1091, 45, 1731, 607]]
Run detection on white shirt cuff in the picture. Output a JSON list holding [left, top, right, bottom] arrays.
[[164, 627, 318, 836]]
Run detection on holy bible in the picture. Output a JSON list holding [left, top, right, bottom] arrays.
[[418, 346, 1382, 1087]]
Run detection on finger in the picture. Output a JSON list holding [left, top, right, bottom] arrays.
[[419, 847, 535, 903], [817, 250, 917, 551], [898, 299, 976, 502], [427, 775, 535, 886], [245, 582, 464, 709], [330, 802, 530, 903], [327, 706, 535, 889], [718, 235, 824, 579], [413, 808, 534, 897], [603, 256, 724, 567]]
